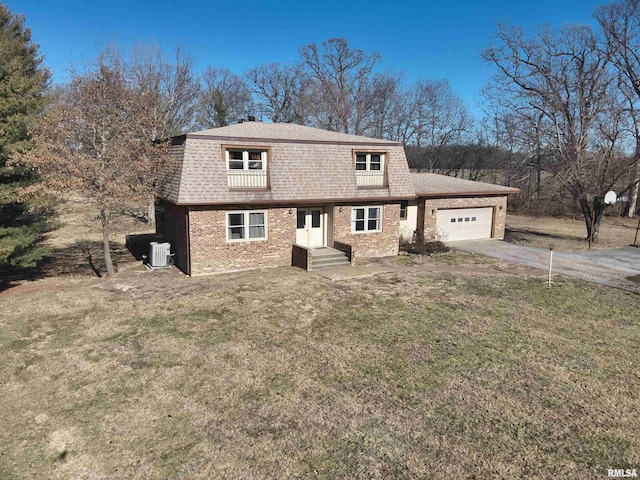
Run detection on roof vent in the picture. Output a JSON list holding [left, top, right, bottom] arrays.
[[248, 115, 256, 122]]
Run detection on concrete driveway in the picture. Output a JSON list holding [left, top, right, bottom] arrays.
[[452, 240, 640, 294]]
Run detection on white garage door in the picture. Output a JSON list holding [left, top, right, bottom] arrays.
[[436, 207, 493, 241]]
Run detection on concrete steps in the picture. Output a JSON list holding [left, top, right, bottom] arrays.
[[309, 247, 351, 270]]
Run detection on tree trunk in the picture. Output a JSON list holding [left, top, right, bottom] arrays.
[[580, 197, 605, 245], [147, 197, 156, 225], [629, 141, 640, 218], [101, 208, 115, 277], [629, 180, 639, 218], [628, 162, 639, 218]]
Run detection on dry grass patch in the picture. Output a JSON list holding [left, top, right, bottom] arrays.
[[1, 259, 639, 478], [506, 213, 639, 251]]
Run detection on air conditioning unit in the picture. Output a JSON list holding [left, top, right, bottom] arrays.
[[149, 242, 171, 268]]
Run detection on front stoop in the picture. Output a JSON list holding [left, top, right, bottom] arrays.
[[309, 247, 351, 270]]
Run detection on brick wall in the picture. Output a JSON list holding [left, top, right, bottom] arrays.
[[189, 206, 296, 274], [333, 203, 400, 258], [421, 195, 508, 241]]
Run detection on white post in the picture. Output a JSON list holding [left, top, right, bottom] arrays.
[[548, 246, 554, 287]]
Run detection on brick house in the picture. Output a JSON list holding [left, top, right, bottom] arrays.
[[400, 173, 520, 242], [156, 122, 415, 275]]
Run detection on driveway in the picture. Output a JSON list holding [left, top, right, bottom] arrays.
[[452, 240, 640, 294]]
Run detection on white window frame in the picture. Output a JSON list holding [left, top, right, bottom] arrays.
[[226, 210, 268, 242], [399, 200, 408, 220], [351, 206, 383, 233], [355, 152, 385, 171], [225, 149, 268, 171]]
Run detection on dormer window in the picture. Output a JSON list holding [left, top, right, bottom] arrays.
[[354, 152, 387, 187], [226, 149, 267, 170], [355, 153, 383, 171], [225, 147, 269, 189]]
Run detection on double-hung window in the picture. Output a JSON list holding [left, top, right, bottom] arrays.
[[355, 153, 384, 171], [226, 149, 266, 170], [351, 206, 382, 233], [226, 210, 268, 242], [399, 201, 408, 220]]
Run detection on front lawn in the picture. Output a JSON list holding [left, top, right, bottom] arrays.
[[0, 255, 638, 478]]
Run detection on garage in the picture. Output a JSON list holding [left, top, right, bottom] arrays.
[[401, 172, 520, 243], [436, 207, 493, 241]]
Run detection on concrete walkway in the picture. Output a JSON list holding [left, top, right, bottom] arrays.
[[452, 240, 640, 294]]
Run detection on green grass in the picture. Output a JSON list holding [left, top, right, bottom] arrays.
[[0, 261, 638, 478]]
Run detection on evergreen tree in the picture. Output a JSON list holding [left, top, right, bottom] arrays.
[[0, 2, 50, 270]]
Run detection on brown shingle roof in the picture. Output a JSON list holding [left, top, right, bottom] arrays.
[[161, 123, 414, 205], [411, 172, 520, 197], [188, 122, 400, 145]]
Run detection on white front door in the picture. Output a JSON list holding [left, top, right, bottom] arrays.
[[296, 208, 324, 247]]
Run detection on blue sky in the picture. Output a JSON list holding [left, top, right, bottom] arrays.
[[13, 0, 605, 119]]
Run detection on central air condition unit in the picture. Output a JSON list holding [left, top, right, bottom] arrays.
[[149, 242, 171, 268]]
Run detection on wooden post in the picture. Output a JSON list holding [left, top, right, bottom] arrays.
[[548, 246, 554, 287]]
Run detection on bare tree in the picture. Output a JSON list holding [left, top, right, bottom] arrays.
[[367, 71, 404, 140], [299, 38, 380, 134], [483, 23, 618, 241], [412, 79, 472, 169], [197, 67, 252, 128], [129, 44, 200, 140], [245, 63, 304, 123], [128, 44, 200, 223], [12, 50, 170, 276], [595, 0, 640, 217]]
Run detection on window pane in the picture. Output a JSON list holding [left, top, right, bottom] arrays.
[[370, 154, 381, 170], [229, 151, 243, 160], [355, 220, 365, 231], [229, 160, 244, 170], [228, 213, 244, 226], [472, 217, 477, 221], [248, 151, 262, 161], [451, 218, 456, 223], [458, 218, 463, 222], [368, 207, 380, 219], [311, 210, 321, 228], [297, 210, 305, 229], [368, 219, 380, 231], [354, 208, 365, 220], [229, 226, 245, 239], [249, 212, 264, 226], [355, 154, 367, 170], [249, 226, 265, 238], [248, 160, 263, 170], [465, 217, 470, 222]]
